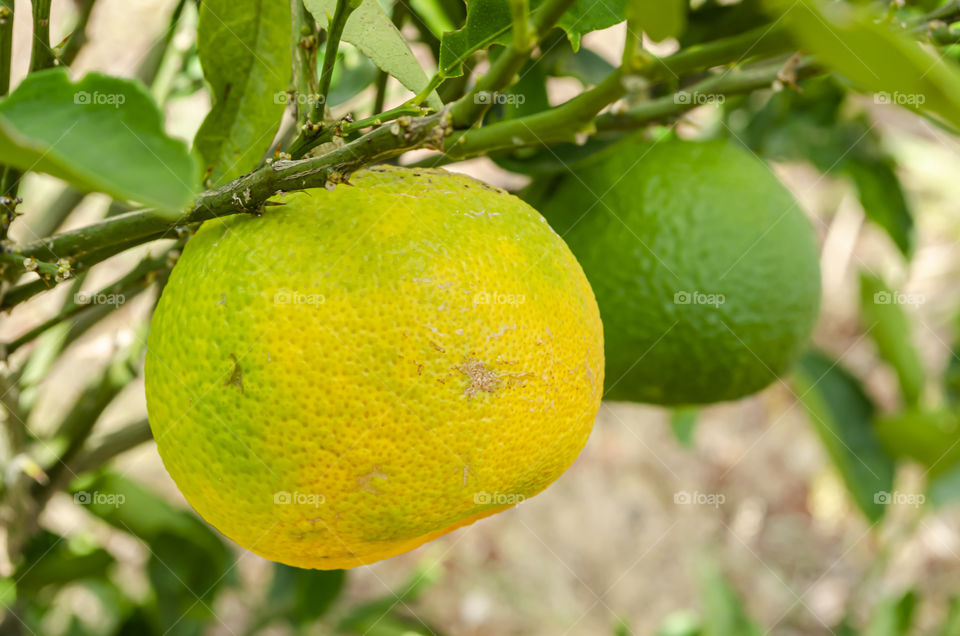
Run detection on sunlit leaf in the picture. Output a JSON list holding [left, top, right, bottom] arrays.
[[194, 0, 291, 186], [305, 0, 443, 108], [0, 69, 198, 217]]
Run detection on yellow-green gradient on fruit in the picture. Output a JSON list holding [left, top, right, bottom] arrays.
[[145, 166, 604, 569], [528, 138, 821, 405]]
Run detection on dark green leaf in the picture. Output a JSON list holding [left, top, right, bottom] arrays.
[[267, 564, 346, 622], [0, 69, 198, 217], [846, 158, 914, 257], [16, 530, 114, 595], [68, 472, 233, 634], [731, 76, 915, 256], [305, 0, 443, 109], [146, 532, 228, 636], [542, 40, 617, 85], [337, 565, 439, 634], [771, 0, 960, 128], [794, 351, 896, 521], [328, 45, 380, 107], [438, 0, 626, 77], [629, 0, 687, 42], [194, 0, 291, 186], [558, 0, 628, 50], [859, 273, 926, 405]]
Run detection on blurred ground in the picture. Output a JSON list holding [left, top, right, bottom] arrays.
[[3, 1, 960, 634]]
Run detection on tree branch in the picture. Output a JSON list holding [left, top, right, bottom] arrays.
[[449, 0, 576, 126], [291, 0, 319, 128], [69, 418, 152, 474], [29, 0, 54, 72]]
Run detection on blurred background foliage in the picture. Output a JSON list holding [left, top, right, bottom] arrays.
[[2, 0, 960, 634]]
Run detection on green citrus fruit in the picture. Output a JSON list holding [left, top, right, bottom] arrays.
[[527, 137, 821, 405], [145, 166, 604, 569]]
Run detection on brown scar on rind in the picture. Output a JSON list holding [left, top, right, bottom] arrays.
[[224, 353, 244, 394], [456, 357, 502, 398]]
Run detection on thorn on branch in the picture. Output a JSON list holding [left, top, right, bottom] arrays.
[[776, 52, 805, 91]]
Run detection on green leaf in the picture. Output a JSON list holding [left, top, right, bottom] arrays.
[[771, 0, 960, 128], [194, 0, 291, 186], [558, 0, 628, 50], [305, 0, 443, 109], [438, 0, 626, 77], [875, 409, 960, 476], [859, 273, 926, 405], [670, 407, 699, 447], [16, 530, 114, 595], [337, 564, 439, 634], [68, 472, 233, 634], [847, 158, 914, 257], [629, 0, 687, 42], [267, 564, 346, 622], [0, 69, 197, 217], [698, 560, 762, 636], [940, 597, 960, 636], [794, 350, 896, 521], [328, 44, 380, 107], [865, 590, 917, 636], [731, 76, 914, 256], [929, 461, 960, 508], [542, 40, 617, 85], [0, 578, 15, 606]]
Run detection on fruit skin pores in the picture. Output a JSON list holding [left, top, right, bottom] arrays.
[[145, 166, 604, 569], [528, 138, 821, 406]]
